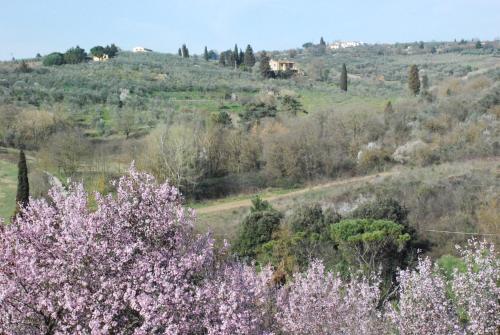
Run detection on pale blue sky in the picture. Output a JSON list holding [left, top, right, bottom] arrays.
[[1, 0, 499, 60]]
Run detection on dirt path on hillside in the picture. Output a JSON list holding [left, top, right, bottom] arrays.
[[196, 171, 394, 214], [196, 157, 500, 215]]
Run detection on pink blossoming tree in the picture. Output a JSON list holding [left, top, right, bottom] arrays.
[[452, 239, 499, 335], [199, 263, 275, 335], [0, 168, 217, 334], [276, 261, 384, 335], [386, 257, 462, 335]]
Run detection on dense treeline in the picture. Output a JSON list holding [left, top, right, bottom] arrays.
[[138, 77, 498, 199], [42, 44, 119, 66], [218, 43, 256, 71], [231, 196, 429, 283]]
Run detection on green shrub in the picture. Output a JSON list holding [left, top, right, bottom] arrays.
[[63, 46, 87, 64], [210, 110, 232, 126], [357, 148, 392, 173], [349, 199, 431, 274], [351, 197, 409, 225], [42, 52, 65, 66], [233, 196, 283, 258], [288, 203, 341, 235], [330, 218, 411, 276]]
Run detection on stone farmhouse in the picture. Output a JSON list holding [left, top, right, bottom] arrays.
[[269, 59, 298, 72]]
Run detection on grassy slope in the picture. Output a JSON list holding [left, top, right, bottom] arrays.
[[0, 150, 18, 221]]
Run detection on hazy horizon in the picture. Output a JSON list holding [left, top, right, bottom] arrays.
[[1, 0, 499, 60]]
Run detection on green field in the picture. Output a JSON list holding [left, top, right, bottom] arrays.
[[0, 153, 17, 221]]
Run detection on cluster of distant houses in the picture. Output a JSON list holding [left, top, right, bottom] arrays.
[[328, 41, 363, 49], [92, 46, 152, 61], [92, 54, 110, 61], [127, 46, 300, 74], [103, 41, 366, 75]]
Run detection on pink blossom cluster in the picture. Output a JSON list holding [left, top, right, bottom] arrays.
[[1, 167, 498, 334], [386, 257, 462, 334], [276, 261, 384, 335], [199, 263, 275, 335], [386, 239, 499, 335], [452, 239, 499, 335]]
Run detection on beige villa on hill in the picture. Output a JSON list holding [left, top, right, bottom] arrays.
[[269, 59, 298, 72], [92, 54, 109, 62], [132, 46, 153, 53]]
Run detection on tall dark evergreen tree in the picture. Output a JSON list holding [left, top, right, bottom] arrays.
[[340, 63, 348, 92], [384, 101, 394, 114], [233, 44, 239, 67], [104, 44, 119, 57], [320, 37, 326, 46], [239, 49, 244, 66], [15, 150, 29, 213], [408, 64, 420, 95], [219, 52, 226, 66], [384, 101, 394, 127], [203, 46, 209, 61], [259, 51, 272, 78], [181, 44, 189, 58], [244, 44, 256, 67], [178, 48, 182, 57]]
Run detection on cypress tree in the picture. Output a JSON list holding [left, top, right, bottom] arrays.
[[233, 44, 239, 67], [384, 101, 394, 114], [318, 37, 327, 55], [181, 44, 189, 58], [15, 149, 29, 213], [239, 49, 244, 66], [384, 101, 394, 127], [219, 52, 226, 66], [340, 63, 348, 91], [408, 64, 420, 95], [259, 51, 272, 78], [204, 46, 209, 61], [178, 48, 182, 57], [244, 44, 256, 67]]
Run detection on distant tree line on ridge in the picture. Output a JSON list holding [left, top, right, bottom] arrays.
[[219, 44, 256, 70], [42, 44, 119, 66]]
